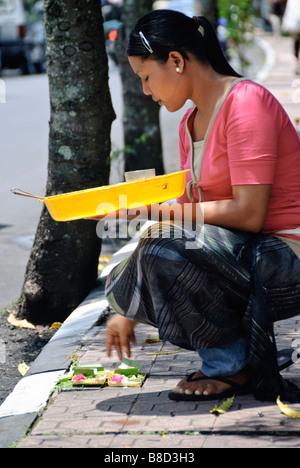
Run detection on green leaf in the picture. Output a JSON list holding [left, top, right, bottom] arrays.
[[210, 395, 235, 415]]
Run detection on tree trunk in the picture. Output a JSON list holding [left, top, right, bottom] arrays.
[[13, 0, 115, 325], [194, 0, 218, 28], [116, 0, 164, 175]]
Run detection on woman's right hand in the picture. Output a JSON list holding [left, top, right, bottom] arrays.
[[106, 314, 139, 361]]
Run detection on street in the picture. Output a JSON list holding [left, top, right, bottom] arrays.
[[0, 73, 49, 311]]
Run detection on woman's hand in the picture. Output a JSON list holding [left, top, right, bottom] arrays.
[[106, 314, 139, 361]]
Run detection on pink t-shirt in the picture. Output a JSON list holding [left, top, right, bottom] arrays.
[[177, 80, 300, 241]]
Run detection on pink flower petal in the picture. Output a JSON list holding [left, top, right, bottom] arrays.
[[73, 374, 86, 381], [111, 374, 124, 383]]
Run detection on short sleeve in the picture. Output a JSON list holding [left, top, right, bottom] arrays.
[[225, 83, 284, 186]]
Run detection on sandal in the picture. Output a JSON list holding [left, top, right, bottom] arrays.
[[168, 373, 252, 402], [168, 348, 295, 402]]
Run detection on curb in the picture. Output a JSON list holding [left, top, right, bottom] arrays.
[[0, 284, 109, 448]]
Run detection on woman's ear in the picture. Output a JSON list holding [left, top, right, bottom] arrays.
[[169, 51, 185, 74]]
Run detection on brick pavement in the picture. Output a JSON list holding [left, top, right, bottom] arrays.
[[18, 318, 300, 449], [17, 31, 300, 450]]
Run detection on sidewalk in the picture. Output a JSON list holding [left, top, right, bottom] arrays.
[[1, 31, 300, 450], [17, 319, 300, 449]]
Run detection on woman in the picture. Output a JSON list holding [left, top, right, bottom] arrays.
[[104, 10, 300, 402]]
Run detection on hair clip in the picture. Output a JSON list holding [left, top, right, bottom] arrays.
[[193, 16, 204, 36], [198, 25, 205, 36], [139, 31, 153, 54]]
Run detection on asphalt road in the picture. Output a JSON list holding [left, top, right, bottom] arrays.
[[0, 72, 49, 311]]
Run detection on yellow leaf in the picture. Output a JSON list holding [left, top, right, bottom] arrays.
[[277, 396, 300, 419], [18, 361, 29, 376], [98, 255, 112, 271], [142, 337, 164, 344], [8, 312, 35, 330], [50, 322, 62, 330]]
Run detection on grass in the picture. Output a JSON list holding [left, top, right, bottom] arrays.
[[0, 301, 18, 316]]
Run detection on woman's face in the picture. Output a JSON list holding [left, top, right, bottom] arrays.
[[128, 54, 189, 112]]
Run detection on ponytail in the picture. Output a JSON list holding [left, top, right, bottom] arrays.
[[127, 10, 241, 78], [196, 16, 242, 77]]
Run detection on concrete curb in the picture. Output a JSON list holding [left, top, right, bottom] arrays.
[[0, 284, 109, 447]]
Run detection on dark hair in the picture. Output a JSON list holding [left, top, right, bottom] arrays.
[[127, 9, 241, 78]]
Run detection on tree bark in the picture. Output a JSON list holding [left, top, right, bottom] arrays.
[[116, 0, 164, 175], [13, 0, 115, 325]]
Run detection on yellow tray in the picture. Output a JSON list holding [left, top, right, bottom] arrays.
[[12, 170, 189, 222]]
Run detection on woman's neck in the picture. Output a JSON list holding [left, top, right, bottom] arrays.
[[188, 62, 236, 114]]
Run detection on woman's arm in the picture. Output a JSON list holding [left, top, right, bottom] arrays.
[[158, 184, 272, 233], [90, 184, 271, 233], [199, 184, 272, 233]]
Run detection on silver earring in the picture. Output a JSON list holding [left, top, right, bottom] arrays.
[[176, 67, 180, 73]]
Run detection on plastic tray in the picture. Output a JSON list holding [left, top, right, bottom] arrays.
[[40, 170, 188, 221]]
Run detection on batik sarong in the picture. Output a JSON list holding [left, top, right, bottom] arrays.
[[105, 222, 300, 402]]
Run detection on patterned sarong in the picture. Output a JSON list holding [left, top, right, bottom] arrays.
[[105, 223, 300, 402]]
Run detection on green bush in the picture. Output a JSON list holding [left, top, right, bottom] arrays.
[[218, 0, 255, 44]]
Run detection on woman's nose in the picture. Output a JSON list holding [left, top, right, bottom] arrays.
[[142, 82, 152, 96]]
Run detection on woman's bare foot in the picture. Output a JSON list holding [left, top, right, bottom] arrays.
[[172, 367, 250, 397]]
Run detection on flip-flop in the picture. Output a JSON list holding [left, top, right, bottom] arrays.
[[277, 348, 295, 371], [168, 373, 252, 402], [168, 349, 295, 402]]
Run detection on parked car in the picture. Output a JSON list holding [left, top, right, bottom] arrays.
[[0, 0, 29, 74], [0, 0, 46, 75]]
